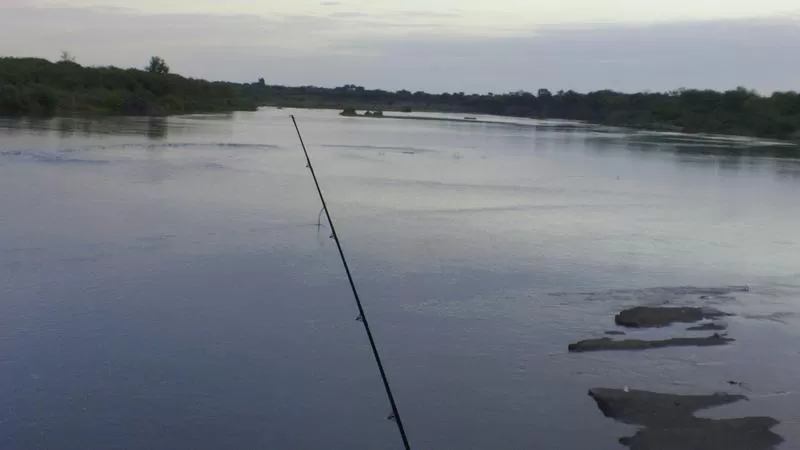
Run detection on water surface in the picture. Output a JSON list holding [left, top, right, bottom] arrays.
[[1, 110, 799, 449]]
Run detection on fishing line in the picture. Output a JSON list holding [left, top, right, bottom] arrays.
[[291, 116, 412, 450]]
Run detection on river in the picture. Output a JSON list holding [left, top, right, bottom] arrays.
[[1, 108, 799, 449]]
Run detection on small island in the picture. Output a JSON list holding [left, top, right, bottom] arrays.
[[340, 108, 384, 118]]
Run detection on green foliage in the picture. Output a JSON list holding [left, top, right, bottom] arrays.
[[0, 82, 57, 116], [0, 57, 257, 116], [2, 55, 798, 141], [146, 56, 170, 75], [246, 84, 800, 141], [0, 84, 23, 114]]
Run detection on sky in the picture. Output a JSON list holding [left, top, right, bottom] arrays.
[[1, 0, 799, 93]]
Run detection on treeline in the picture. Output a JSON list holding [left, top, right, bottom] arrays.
[[3, 56, 799, 141], [248, 85, 800, 141], [0, 57, 257, 116]]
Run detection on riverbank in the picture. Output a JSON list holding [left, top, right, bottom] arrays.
[[4, 55, 800, 142], [0, 57, 257, 116], [268, 102, 800, 147], [254, 85, 800, 143], [329, 108, 800, 152]]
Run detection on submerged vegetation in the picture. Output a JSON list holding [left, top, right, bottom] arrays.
[[2, 55, 800, 141]]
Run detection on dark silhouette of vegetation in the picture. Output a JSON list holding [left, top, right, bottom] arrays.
[[338, 108, 384, 118], [146, 56, 170, 75], [2, 55, 799, 141], [246, 85, 800, 141], [0, 57, 256, 116], [60, 51, 76, 64]]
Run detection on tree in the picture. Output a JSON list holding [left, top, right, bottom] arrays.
[[59, 51, 76, 63], [257, 77, 266, 86], [147, 56, 170, 75]]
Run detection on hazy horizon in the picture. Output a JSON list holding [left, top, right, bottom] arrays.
[[1, 0, 799, 94]]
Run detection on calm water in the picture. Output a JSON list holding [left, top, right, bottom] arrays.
[[1, 109, 799, 449]]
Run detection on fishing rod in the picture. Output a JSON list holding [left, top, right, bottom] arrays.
[[290, 115, 412, 450]]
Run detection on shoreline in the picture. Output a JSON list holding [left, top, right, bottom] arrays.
[[328, 107, 799, 148], [3, 57, 798, 143], [3, 106, 798, 150]]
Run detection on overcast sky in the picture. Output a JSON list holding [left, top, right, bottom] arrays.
[[2, 0, 799, 93]]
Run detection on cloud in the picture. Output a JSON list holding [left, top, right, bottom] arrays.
[[326, 11, 369, 19], [0, 3, 798, 93], [324, 17, 800, 93], [397, 10, 463, 19]]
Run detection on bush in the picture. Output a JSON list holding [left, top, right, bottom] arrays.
[[0, 57, 257, 116], [0, 84, 23, 115]]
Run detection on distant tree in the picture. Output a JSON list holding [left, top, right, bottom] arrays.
[[257, 77, 266, 86], [59, 51, 76, 63], [339, 84, 364, 92], [147, 56, 170, 75]]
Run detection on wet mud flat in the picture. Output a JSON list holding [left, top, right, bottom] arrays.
[[589, 388, 783, 450], [566, 286, 784, 449], [569, 305, 732, 353], [614, 306, 730, 328], [569, 333, 732, 352]]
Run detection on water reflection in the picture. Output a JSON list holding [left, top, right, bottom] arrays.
[[57, 117, 76, 137], [774, 161, 800, 180], [0, 116, 200, 141], [2, 108, 800, 450], [147, 117, 167, 140], [579, 130, 800, 175]]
